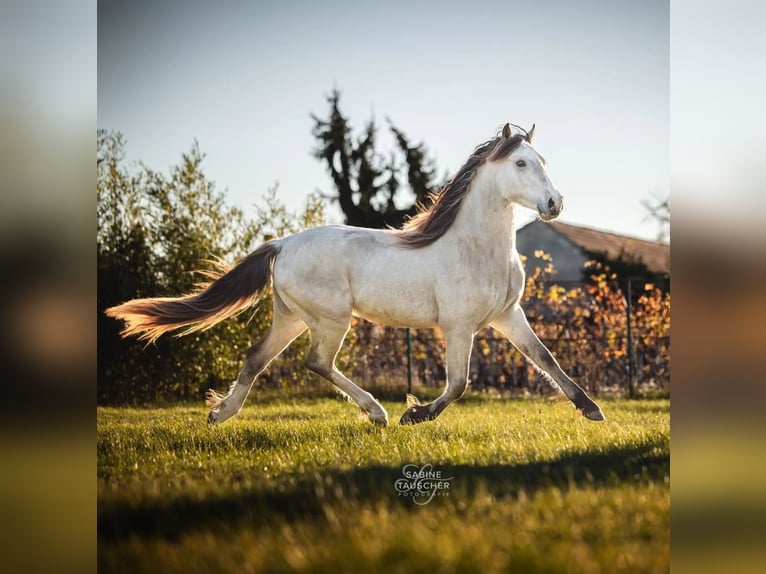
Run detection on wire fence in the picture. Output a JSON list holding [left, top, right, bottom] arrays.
[[331, 275, 670, 398], [258, 275, 670, 399], [243, 274, 671, 402], [333, 326, 669, 398]]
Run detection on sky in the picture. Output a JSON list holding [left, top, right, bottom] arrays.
[[98, 0, 668, 242]]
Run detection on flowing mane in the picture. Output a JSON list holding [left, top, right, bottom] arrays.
[[394, 125, 530, 249]]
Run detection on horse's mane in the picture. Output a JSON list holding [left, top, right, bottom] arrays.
[[394, 124, 530, 249]]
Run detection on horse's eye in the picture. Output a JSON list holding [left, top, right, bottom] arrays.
[[516, 160, 526, 167]]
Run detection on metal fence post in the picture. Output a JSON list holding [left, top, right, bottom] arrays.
[[626, 279, 636, 398], [488, 330, 495, 387], [406, 327, 413, 395]]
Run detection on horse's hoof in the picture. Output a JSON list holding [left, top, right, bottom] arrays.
[[581, 405, 605, 421], [399, 405, 433, 425], [360, 407, 388, 426]]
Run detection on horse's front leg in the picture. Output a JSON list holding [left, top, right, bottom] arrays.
[[491, 305, 605, 421], [399, 329, 474, 425]]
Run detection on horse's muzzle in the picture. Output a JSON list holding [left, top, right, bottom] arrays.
[[538, 196, 563, 221]]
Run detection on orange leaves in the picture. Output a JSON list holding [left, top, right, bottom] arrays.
[[521, 254, 670, 393]]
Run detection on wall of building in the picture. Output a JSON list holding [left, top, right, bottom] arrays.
[[516, 221, 589, 282]]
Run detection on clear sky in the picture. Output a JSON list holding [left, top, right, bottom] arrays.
[[98, 0, 668, 241]]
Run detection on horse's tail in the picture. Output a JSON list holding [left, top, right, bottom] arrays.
[[105, 241, 281, 344]]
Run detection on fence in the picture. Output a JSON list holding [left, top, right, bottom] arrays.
[[332, 326, 669, 398], [245, 273, 670, 400], [329, 275, 670, 398], [98, 259, 669, 404]]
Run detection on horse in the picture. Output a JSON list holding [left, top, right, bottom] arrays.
[[106, 123, 605, 426]]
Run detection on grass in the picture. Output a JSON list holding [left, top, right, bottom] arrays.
[[98, 394, 669, 573]]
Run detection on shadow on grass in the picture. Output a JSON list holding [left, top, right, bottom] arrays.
[[246, 412, 322, 422], [98, 440, 668, 543]]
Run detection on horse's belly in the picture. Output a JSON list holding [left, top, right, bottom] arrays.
[[351, 297, 438, 329], [351, 308, 437, 329]]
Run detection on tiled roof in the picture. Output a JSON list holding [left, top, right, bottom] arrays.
[[548, 221, 670, 275]]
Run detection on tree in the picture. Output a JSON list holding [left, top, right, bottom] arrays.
[[311, 90, 442, 229], [642, 193, 670, 243]]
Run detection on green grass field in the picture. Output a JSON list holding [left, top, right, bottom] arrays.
[[97, 395, 669, 573]]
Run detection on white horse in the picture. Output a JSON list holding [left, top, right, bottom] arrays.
[[107, 123, 605, 426]]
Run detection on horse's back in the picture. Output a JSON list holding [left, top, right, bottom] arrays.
[[272, 225, 439, 327], [276, 225, 396, 270]]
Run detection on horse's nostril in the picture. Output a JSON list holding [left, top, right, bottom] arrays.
[[548, 197, 556, 210]]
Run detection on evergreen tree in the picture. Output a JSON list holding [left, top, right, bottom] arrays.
[[311, 90, 441, 229]]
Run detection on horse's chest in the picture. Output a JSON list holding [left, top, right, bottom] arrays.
[[475, 254, 525, 320]]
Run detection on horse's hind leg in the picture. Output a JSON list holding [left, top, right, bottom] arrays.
[[207, 300, 306, 424], [304, 318, 389, 426]]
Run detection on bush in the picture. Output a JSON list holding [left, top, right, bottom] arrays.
[[97, 131, 325, 404]]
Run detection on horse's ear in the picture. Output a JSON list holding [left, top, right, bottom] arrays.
[[527, 123, 536, 142], [502, 123, 511, 139]]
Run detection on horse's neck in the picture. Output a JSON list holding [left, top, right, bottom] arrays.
[[447, 172, 518, 255]]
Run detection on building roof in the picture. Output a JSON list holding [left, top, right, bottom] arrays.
[[525, 221, 670, 275]]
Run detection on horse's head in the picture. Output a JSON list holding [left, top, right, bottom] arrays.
[[485, 123, 563, 221]]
